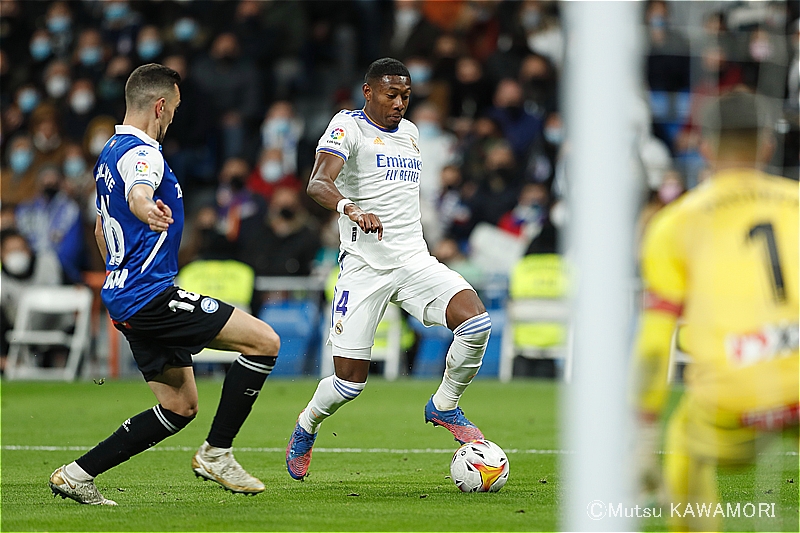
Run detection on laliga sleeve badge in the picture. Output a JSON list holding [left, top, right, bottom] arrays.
[[201, 297, 219, 313], [334, 320, 344, 335]]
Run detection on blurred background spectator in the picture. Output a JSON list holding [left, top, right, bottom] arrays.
[[0, 227, 64, 372], [14, 164, 85, 283]]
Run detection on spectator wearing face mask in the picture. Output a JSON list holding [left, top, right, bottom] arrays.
[[463, 0, 502, 63], [135, 25, 164, 64], [60, 141, 95, 225], [247, 147, 302, 201], [159, 54, 216, 187], [15, 83, 42, 118], [192, 32, 263, 160], [63, 79, 98, 142], [518, 53, 558, 116], [449, 56, 493, 120], [180, 204, 237, 266], [413, 103, 457, 205], [411, 102, 457, 248], [524, 110, 562, 187], [1, 133, 38, 206], [472, 141, 522, 226], [28, 29, 54, 81], [0, 228, 64, 372], [457, 115, 505, 184], [487, 78, 544, 164], [260, 100, 304, 176], [231, 0, 271, 69], [212, 157, 267, 256], [95, 55, 133, 120], [99, 0, 141, 57], [644, 0, 690, 93], [42, 59, 72, 106], [14, 164, 85, 284], [381, 0, 440, 60], [740, 26, 790, 100], [437, 164, 478, 244], [404, 56, 438, 111], [169, 16, 206, 61], [72, 29, 106, 83], [44, 1, 75, 58], [243, 186, 320, 279], [497, 182, 548, 239], [518, 0, 564, 69]]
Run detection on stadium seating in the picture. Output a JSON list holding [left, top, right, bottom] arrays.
[[499, 254, 572, 382], [5, 285, 93, 381], [259, 299, 320, 376]]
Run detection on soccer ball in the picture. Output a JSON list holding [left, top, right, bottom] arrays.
[[449, 439, 509, 492]]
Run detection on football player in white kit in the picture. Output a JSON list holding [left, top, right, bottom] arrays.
[[286, 58, 491, 480]]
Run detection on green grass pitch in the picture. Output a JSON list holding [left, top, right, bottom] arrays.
[[1, 378, 797, 531]]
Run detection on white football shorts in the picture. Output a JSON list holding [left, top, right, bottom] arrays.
[[329, 251, 473, 360]]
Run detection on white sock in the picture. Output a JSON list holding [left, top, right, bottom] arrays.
[[64, 461, 93, 482], [298, 375, 366, 434], [433, 312, 491, 411], [202, 441, 230, 457]]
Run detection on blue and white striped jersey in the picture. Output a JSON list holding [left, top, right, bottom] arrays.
[[94, 125, 184, 321]]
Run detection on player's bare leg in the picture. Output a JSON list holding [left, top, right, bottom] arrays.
[[193, 308, 280, 494], [287, 356, 369, 479], [426, 289, 489, 443], [51, 366, 198, 505]]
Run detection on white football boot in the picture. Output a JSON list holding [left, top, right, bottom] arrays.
[[191, 442, 265, 494], [49, 466, 118, 506]]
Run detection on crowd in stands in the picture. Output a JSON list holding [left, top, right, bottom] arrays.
[[1, 0, 798, 327]]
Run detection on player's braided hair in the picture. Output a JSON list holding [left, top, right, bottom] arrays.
[[125, 63, 181, 111], [364, 58, 410, 85]]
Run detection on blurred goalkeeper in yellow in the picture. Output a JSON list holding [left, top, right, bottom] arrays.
[[634, 89, 798, 532]]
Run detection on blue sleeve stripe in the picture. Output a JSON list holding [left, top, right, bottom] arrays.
[[124, 179, 156, 201], [129, 179, 156, 188], [317, 147, 347, 162]]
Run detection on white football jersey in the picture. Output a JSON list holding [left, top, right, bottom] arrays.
[[317, 110, 429, 270]]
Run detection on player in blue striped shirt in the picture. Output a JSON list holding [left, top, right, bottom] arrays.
[[49, 64, 280, 505]]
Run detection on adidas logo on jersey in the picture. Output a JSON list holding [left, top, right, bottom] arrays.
[[374, 137, 385, 145]]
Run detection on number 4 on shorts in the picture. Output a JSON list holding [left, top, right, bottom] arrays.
[[335, 290, 349, 316]]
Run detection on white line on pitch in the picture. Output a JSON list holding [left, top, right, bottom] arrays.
[[1, 445, 568, 454], [2, 445, 797, 456]]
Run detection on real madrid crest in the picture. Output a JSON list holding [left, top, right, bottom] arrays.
[[334, 320, 344, 335], [410, 137, 419, 153]]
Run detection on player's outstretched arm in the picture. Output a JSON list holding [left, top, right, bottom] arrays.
[[128, 183, 173, 232], [307, 152, 383, 240]]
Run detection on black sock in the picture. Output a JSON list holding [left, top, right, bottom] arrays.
[[206, 355, 276, 449], [76, 405, 194, 477]]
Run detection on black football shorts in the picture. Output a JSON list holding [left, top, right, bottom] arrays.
[[113, 285, 235, 381]]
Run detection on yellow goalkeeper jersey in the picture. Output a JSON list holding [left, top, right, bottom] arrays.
[[638, 168, 798, 415]]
